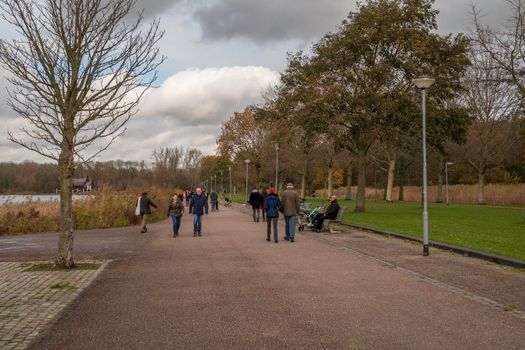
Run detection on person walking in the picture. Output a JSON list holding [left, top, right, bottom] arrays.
[[138, 192, 157, 234], [264, 187, 282, 243], [282, 183, 300, 242], [249, 188, 264, 222], [261, 188, 268, 222], [189, 187, 209, 237], [167, 193, 184, 238], [210, 190, 219, 212]]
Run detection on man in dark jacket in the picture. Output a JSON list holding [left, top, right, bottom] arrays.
[[189, 187, 209, 237], [210, 190, 219, 212], [314, 196, 340, 232], [139, 192, 157, 233], [264, 187, 282, 243], [248, 188, 264, 222]]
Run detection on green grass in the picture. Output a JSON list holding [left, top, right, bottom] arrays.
[[24, 262, 101, 272], [306, 199, 525, 261], [231, 194, 248, 204]]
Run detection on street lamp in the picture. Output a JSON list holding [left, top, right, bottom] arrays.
[[244, 159, 251, 203], [413, 76, 435, 257], [445, 162, 454, 206], [274, 142, 280, 193]]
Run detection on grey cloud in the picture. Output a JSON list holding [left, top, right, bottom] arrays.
[[133, 0, 183, 17], [434, 0, 513, 35], [194, 0, 354, 43]]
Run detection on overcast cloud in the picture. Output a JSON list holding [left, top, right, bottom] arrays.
[[0, 0, 514, 163]]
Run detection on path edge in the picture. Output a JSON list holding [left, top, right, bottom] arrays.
[[341, 223, 525, 269]]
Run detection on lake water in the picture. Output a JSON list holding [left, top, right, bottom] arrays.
[[0, 194, 91, 205]]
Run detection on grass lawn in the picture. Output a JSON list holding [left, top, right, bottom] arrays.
[[306, 198, 525, 261]]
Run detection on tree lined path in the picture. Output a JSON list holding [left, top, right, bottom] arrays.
[[0, 206, 524, 349]]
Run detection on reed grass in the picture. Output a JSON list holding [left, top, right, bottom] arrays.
[[0, 187, 172, 235], [316, 183, 525, 207]]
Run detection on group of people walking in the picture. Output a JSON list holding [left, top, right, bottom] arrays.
[[136, 188, 214, 238], [249, 183, 301, 243], [136, 182, 339, 242]]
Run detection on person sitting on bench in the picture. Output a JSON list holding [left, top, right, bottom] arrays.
[[313, 196, 340, 232]]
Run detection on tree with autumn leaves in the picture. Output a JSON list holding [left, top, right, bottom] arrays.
[[217, 0, 524, 212]]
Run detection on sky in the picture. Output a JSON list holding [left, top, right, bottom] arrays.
[[0, 0, 513, 163]]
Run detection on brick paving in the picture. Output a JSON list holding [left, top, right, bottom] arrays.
[[0, 261, 107, 350]]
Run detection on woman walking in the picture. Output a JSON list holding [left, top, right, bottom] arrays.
[[264, 187, 282, 243], [168, 193, 184, 238]]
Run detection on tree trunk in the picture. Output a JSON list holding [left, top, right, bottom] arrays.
[[300, 160, 307, 199], [345, 163, 352, 200], [327, 166, 334, 197], [56, 149, 75, 268], [478, 171, 486, 205], [398, 159, 405, 201], [437, 171, 443, 203], [355, 156, 366, 212], [386, 159, 395, 202], [437, 160, 444, 203]]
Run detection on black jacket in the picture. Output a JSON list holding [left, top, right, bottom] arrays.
[[249, 191, 264, 209], [139, 195, 157, 215], [325, 201, 340, 220]]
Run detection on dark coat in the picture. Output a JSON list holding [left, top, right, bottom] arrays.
[[264, 193, 283, 218], [325, 201, 340, 220], [139, 195, 157, 215], [249, 191, 264, 209], [168, 199, 184, 217], [210, 191, 218, 201], [189, 194, 209, 216]]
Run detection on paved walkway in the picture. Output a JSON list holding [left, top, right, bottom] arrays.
[[0, 261, 107, 350], [0, 205, 524, 349]]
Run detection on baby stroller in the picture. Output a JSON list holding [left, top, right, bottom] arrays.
[[224, 197, 232, 207], [298, 203, 323, 231]]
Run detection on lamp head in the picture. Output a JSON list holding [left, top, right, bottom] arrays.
[[412, 76, 435, 90], [244, 159, 251, 164], [446, 162, 454, 165]]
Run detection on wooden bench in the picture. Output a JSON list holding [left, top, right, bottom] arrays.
[[323, 207, 346, 234]]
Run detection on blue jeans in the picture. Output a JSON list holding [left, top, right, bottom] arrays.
[[193, 214, 203, 233], [285, 216, 296, 239], [171, 215, 181, 235]]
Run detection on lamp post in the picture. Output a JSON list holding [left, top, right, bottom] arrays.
[[413, 76, 435, 257], [228, 166, 232, 200], [244, 160, 251, 202], [274, 142, 280, 193], [214, 174, 217, 192], [445, 162, 454, 206]]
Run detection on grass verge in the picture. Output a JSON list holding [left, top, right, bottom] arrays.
[[306, 198, 525, 261]]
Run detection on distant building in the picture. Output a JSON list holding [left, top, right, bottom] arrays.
[[72, 177, 94, 193]]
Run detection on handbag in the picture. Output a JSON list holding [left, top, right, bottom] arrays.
[[134, 196, 141, 216]]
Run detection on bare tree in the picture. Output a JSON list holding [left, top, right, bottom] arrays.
[[461, 46, 519, 204], [152, 146, 184, 187], [0, 0, 164, 267], [473, 0, 525, 101]]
